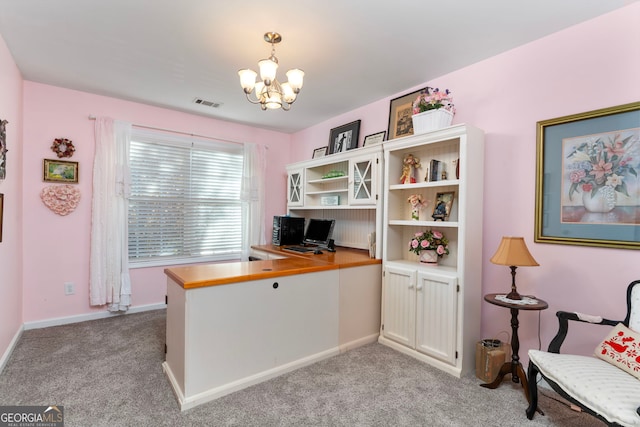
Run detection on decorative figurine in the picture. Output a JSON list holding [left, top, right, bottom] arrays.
[[401, 153, 421, 184]]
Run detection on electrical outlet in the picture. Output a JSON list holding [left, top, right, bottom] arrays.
[[64, 282, 75, 295]]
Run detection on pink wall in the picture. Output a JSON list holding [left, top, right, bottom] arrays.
[[0, 34, 24, 360], [21, 83, 290, 322], [292, 4, 640, 358], [3, 4, 639, 363]]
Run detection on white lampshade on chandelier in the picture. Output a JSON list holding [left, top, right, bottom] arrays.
[[238, 32, 304, 111]]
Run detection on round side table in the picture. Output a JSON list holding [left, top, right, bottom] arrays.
[[480, 293, 548, 405]]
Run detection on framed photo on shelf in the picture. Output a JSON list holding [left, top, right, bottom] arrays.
[[534, 101, 640, 249], [432, 191, 455, 221], [328, 120, 361, 155], [387, 87, 430, 140], [363, 131, 386, 147], [43, 159, 79, 183], [312, 146, 328, 159]]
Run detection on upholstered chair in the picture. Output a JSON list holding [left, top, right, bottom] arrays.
[[526, 280, 640, 426]]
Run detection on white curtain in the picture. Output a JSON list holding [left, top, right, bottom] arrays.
[[241, 143, 267, 260], [90, 117, 132, 312]]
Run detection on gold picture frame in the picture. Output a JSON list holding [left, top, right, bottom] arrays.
[[534, 101, 640, 249], [432, 191, 455, 221], [43, 159, 79, 183]]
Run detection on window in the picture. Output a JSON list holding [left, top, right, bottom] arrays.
[[128, 129, 244, 267]]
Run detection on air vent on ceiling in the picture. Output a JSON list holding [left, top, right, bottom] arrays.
[[193, 98, 222, 108]]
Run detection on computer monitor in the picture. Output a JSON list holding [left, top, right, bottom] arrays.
[[302, 219, 335, 247]]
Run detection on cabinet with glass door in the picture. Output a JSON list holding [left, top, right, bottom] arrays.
[[285, 144, 382, 257]]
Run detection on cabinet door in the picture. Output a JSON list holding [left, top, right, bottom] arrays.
[[382, 265, 416, 348], [415, 271, 458, 364], [287, 169, 303, 206], [348, 153, 377, 205]]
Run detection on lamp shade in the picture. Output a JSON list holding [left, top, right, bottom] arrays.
[[286, 68, 304, 91], [258, 58, 278, 84], [490, 237, 539, 267], [281, 82, 296, 103], [238, 69, 257, 92]]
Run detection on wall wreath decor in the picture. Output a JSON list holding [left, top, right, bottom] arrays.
[[51, 138, 75, 158]]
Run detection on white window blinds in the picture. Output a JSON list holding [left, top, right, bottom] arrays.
[[128, 129, 244, 266]]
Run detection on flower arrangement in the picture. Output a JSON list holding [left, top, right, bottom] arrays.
[[566, 132, 638, 201], [409, 229, 449, 257], [413, 88, 455, 115]]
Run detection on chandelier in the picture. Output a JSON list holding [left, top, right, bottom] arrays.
[[238, 32, 304, 111]]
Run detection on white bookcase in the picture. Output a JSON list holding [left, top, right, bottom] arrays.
[[286, 144, 383, 257], [378, 124, 485, 377]]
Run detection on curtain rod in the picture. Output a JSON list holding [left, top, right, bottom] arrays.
[[88, 115, 246, 146]]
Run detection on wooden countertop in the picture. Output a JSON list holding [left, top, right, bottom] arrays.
[[165, 245, 380, 290], [252, 245, 381, 268]]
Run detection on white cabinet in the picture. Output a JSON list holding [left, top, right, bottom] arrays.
[[382, 265, 458, 365], [349, 152, 377, 205], [381, 264, 416, 347], [287, 145, 381, 209], [164, 269, 340, 410], [287, 168, 303, 207], [415, 270, 458, 365], [285, 145, 382, 256], [379, 124, 484, 378]]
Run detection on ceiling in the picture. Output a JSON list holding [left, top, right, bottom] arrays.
[[0, 1, 632, 134]]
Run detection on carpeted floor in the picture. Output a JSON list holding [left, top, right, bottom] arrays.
[[0, 309, 603, 426]]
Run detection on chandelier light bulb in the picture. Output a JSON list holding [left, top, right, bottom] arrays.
[[238, 69, 257, 93], [281, 82, 296, 103], [286, 69, 304, 92], [258, 58, 278, 85]]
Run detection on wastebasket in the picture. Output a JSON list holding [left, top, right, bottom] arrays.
[[475, 339, 508, 382]]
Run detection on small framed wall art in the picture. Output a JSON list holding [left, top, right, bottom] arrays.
[[328, 120, 361, 155], [363, 131, 386, 147], [387, 87, 430, 140], [43, 159, 79, 183], [312, 146, 328, 159], [432, 191, 455, 221]]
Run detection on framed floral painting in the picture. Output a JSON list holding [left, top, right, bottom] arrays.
[[534, 101, 640, 249]]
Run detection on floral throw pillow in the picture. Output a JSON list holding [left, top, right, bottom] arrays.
[[594, 323, 640, 380]]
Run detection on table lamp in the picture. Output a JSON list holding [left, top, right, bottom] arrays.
[[490, 236, 539, 300]]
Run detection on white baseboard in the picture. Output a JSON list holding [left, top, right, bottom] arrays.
[[0, 326, 24, 375], [378, 335, 463, 378], [165, 347, 341, 411], [23, 303, 166, 330], [339, 333, 379, 353]]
